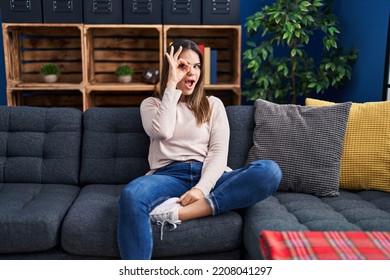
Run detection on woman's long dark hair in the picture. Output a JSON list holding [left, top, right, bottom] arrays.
[[157, 39, 210, 125]]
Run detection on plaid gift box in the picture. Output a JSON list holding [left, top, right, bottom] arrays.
[[259, 231, 390, 260]]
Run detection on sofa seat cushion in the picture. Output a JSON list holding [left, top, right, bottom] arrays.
[[243, 189, 390, 259], [62, 184, 243, 258], [0, 183, 79, 253]]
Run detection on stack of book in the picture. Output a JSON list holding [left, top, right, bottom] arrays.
[[198, 44, 217, 85]]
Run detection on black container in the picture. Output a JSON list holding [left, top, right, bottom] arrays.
[[202, 0, 240, 25], [123, 0, 161, 24], [83, 0, 122, 24], [0, 0, 43, 23], [163, 0, 201, 25], [42, 0, 83, 23]]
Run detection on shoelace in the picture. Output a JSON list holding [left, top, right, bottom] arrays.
[[156, 219, 179, 240]]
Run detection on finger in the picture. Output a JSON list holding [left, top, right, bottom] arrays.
[[178, 194, 190, 206], [177, 193, 186, 203], [177, 58, 190, 72], [169, 45, 174, 57], [173, 46, 183, 61], [178, 58, 189, 66], [165, 52, 175, 66], [165, 52, 171, 63]]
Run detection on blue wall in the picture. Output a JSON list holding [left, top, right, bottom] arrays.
[[240, 0, 390, 104], [0, 1, 389, 105], [330, 0, 390, 102]]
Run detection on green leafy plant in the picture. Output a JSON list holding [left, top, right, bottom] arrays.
[[39, 63, 60, 75], [115, 65, 134, 76], [243, 0, 358, 103]]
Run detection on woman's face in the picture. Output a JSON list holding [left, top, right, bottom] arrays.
[[176, 49, 201, 99]]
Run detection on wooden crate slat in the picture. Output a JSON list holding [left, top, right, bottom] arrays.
[[93, 38, 159, 49], [22, 62, 82, 74], [92, 74, 147, 83], [18, 26, 81, 37], [94, 62, 159, 73], [93, 50, 159, 61], [21, 38, 81, 49], [90, 28, 159, 37], [22, 50, 82, 61], [21, 74, 83, 83], [166, 37, 233, 50]]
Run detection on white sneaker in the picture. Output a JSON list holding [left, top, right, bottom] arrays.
[[150, 197, 182, 240]]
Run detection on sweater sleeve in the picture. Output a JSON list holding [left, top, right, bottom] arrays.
[[140, 88, 182, 140], [194, 97, 230, 196]]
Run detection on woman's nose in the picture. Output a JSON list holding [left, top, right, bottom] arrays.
[[187, 65, 195, 74]]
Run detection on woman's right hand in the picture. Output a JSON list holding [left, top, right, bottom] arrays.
[[165, 46, 190, 89]]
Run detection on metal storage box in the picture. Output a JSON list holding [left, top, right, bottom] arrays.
[[163, 0, 201, 25], [202, 0, 240, 25], [1, 0, 43, 23], [123, 0, 162, 24], [42, 0, 83, 23], [83, 0, 122, 24]]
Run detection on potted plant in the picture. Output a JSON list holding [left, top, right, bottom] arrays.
[[243, 0, 358, 104], [115, 65, 134, 83], [39, 63, 61, 83]]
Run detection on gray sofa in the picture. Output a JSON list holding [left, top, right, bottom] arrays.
[[1, 105, 390, 260]]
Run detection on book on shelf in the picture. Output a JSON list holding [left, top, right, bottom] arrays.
[[204, 47, 211, 85], [210, 49, 218, 84], [198, 44, 205, 55], [203, 47, 218, 85]]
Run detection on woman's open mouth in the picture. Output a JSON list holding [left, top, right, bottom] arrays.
[[184, 80, 196, 89]]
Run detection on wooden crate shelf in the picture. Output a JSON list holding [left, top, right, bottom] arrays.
[[2, 23, 84, 86], [84, 24, 163, 85], [7, 88, 83, 111], [164, 25, 241, 84], [2, 23, 241, 110]]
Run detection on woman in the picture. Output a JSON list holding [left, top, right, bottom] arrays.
[[117, 39, 282, 260]]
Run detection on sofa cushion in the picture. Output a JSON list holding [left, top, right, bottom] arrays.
[[226, 106, 255, 170], [306, 98, 390, 192], [0, 106, 82, 185], [246, 99, 351, 197], [80, 108, 150, 185], [0, 183, 79, 253], [243, 190, 390, 259], [61, 184, 243, 258]]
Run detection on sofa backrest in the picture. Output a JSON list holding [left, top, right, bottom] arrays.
[[79, 105, 255, 185], [0, 106, 82, 184], [226, 105, 255, 169], [80, 107, 150, 185]]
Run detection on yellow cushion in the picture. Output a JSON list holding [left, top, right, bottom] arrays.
[[305, 98, 390, 192]]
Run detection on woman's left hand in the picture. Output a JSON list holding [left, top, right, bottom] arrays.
[[178, 188, 204, 206]]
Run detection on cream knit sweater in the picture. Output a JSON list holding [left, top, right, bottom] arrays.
[[140, 88, 231, 195]]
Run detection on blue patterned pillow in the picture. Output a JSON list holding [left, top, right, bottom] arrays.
[[247, 99, 352, 197]]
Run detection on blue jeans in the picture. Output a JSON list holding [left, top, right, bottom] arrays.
[[117, 160, 282, 259]]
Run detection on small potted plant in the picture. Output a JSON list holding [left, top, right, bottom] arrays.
[[115, 65, 134, 83], [39, 63, 61, 83]]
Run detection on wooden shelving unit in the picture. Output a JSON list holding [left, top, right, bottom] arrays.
[[2, 23, 241, 110]]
